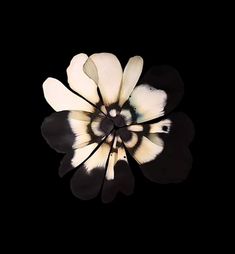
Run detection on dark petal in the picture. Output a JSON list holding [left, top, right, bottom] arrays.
[[147, 112, 194, 149], [125, 112, 194, 183], [58, 142, 102, 178], [139, 65, 184, 115], [71, 166, 107, 200], [58, 151, 74, 177], [102, 161, 134, 203], [160, 112, 194, 145], [70, 134, 113, 200], [102, 141, 134, 203], [41, 111, 74, 153], [141, 146, 192, 183]]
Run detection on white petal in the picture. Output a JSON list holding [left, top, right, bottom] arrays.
[[132, 136, 163, 164], [119, 56, 143, 107], [105, 136, 117, 180], [120, 109, 132, 125], [66, 53, 100, 104], [71, 143, 98, 168], [43, 78, 94, 112], [84, 53, 123, 106], [84, 142, 112, 173], [127, 125, 144, 132], [68, 111, 105, 149], [122, 84, 167, 123]]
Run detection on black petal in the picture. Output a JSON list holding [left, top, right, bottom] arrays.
[[124, 112, 194, 183], [41, 111, 74, 153]]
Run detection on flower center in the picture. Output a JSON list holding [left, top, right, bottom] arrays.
[[99, 117, 114, 134], [111, 114, 126, 128], [98, 106, 129, 137]]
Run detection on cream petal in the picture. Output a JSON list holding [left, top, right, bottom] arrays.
[[132, 136, 163, 164], [121, 84, 167, 124], [43, 78, 94, 112], [119, 56, 143, 107], [69, 111, 112, 149]]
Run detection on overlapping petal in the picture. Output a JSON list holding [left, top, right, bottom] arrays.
[[83, 53, 123, 107], [66, 53, 101, 105]]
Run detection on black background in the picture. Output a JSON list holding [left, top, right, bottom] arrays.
[[9, 3, 215, 243]]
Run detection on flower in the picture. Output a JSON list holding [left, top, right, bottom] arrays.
[[41, 53, 194, 203]]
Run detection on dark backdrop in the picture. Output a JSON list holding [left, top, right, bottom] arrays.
[[10, 4, 212, 243]]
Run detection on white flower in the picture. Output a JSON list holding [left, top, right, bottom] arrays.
[[41, 53, 194, 203]]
